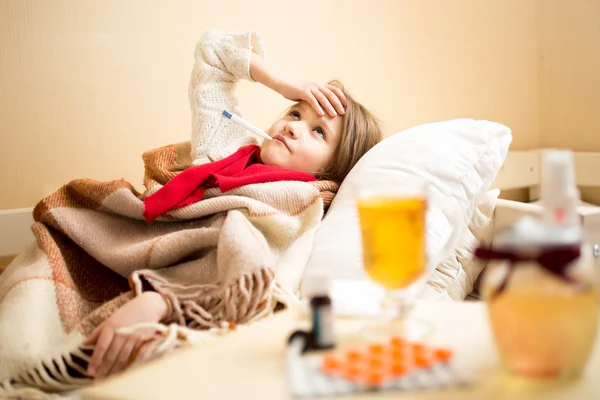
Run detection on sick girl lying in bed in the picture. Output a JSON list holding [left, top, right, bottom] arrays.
[[0, 30, 382, 390]]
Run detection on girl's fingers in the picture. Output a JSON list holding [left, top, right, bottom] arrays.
[[326, 84, 348, 108], [107, 336, 138, 377], [305, 91, 324, 116], [320, 85, 345, 115], [94, 333, 127, 380], [87, 328, 114, 376], [311, 87, 337, 117]]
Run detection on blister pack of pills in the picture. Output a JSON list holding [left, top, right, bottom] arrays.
[[285, 335, 474, 397]]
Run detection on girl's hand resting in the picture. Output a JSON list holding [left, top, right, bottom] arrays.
[[84, 291, 168, 381], [275, 79, 348, 117]]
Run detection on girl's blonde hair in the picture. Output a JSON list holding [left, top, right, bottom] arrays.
[[317, 80, 382, 183]]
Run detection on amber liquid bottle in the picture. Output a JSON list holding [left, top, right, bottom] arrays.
[[479, 150, 599, 379]]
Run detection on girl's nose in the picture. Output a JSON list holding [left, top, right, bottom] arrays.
[[284, 121, 305, 139]]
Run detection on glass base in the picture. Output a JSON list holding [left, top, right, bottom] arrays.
[[357, 287, 433, 342], [360, 316, 432, 342]]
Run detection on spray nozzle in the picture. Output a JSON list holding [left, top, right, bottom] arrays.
[[541, 150, 580, 225]]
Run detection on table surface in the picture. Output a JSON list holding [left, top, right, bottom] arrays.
[[81, 300, 600, 400]]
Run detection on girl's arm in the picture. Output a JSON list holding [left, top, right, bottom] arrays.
[[188, 30, 265, 165]]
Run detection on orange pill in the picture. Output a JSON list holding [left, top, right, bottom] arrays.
[[390, 347, 408, 360], [368, 343, 385, 355], [434, 348, 453, 362], [346, 349, 362, 362], [321, 354, 340, 372], [414, 354, 434, 368], [363, 370, 385, 387], [389, 336, 407, 348], [390, 360, 410, 377]]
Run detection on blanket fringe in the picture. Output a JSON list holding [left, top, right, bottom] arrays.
[[0, 346, 93, 399], [185, 268, 275, 328], [138, 268, 277, 329], [0, 323, 218, 399], [0, 276, 300, 399], [271, 281, 303, 310]]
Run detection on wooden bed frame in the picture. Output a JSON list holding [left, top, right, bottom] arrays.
[[2, 150, 600, 266], [493, 150, 600, 194]]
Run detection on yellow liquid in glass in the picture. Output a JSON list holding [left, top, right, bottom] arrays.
[[357, 196, 426, 290]]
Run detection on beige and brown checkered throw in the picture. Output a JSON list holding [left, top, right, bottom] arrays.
[[0, 141, 337, 398]]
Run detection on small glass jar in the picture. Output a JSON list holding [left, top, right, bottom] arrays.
[[477, 216, 600, 379]]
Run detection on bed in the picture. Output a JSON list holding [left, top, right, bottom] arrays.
[[0, 148, 599, 399]]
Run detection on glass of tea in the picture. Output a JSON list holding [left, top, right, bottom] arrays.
[[355, 178, 460, 340]]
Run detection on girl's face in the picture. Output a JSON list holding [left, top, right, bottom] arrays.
[[260, 101, 343, 175]]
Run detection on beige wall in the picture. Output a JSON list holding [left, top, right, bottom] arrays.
[[538, 0, 600, 150], [537, 0, 600, 204], [0, 0, 540, 210]]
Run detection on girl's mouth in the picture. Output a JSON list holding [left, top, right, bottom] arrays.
[[273, 134, 290, 151]]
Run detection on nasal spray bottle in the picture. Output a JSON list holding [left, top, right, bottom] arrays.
[[475, 150, 599, 379], [541, 150, 580, 228]]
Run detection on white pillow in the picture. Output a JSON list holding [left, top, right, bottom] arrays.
[[300, 119, 512, 297], [417, 189, 499, 300]]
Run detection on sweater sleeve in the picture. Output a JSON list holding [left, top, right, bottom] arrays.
[[188, 30, 265, 165]]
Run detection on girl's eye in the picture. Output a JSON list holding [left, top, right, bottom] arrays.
[[315, 128, 325, 138], [289, 110, 301, 119]]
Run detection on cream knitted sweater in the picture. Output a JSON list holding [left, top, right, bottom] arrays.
[[188, 30, 265, 165]]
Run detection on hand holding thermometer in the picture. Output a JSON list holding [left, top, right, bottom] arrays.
[[222, 110, 273, 141]]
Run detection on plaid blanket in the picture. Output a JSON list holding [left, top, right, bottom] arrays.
[[0, 141, 338, 398]]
